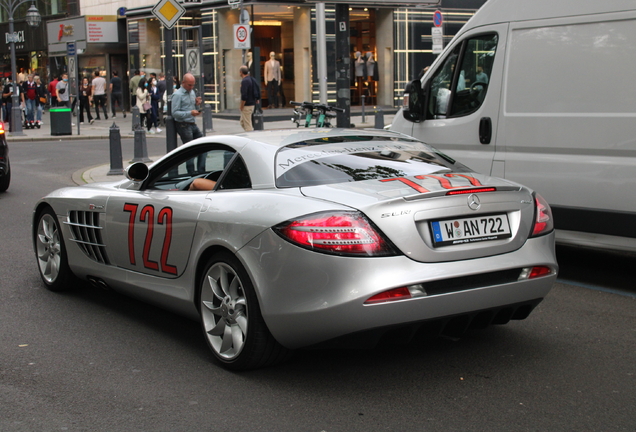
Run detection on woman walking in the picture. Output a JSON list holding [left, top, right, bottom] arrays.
[[135, 78, 150, 130], [79, 77, 94, 124]]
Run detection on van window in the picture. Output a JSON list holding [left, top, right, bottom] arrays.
[[427, 34, 498, 118]]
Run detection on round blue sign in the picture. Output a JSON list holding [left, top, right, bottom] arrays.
[[433, 10, 443, 27]]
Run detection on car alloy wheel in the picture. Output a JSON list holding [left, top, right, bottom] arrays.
[[34, 207, 73, 291], [199, 252, 289, 370]]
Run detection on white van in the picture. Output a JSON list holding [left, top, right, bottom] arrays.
[[390, 0, 636, 253]]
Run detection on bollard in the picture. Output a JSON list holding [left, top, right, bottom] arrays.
[[131, 105, 140, 131], [374, 107, 385, 129], [107, 123, 125, 176], [132, 126, 152, 163], [253, 104, 264, 131], [202, 104, 214, 135], [361, 95, 366, 124]]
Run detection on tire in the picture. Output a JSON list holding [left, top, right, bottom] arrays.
[[0, 161, 9, 192], [33, 207, 75, 291], [198, 252, 290, 370]]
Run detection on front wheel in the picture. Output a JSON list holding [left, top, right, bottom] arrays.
[[34, 207, 75, 291], [0, 163, 9, 192], [198, 252, 290, 370]]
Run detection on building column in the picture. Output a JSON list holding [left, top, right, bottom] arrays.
[[376, 8, 394, 107], [218, 8, 241, 110], [293, 7, 312, 103]]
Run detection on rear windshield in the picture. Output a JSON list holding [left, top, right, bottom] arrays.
[[275, 137, 466, 188]]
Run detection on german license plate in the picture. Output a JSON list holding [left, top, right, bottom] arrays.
[[430, 214, 511, 247]]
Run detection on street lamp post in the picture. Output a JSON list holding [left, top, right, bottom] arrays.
[[0, 0, 40, 135]]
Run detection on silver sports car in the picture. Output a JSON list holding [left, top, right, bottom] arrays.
[[33, 129, 557, 370]]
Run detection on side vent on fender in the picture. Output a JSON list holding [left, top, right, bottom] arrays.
[[65, 211, 110, 265]]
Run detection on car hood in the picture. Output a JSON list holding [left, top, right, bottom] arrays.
[[300, 172, 537, 263]]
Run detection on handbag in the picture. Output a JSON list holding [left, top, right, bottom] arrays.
[[142, 102, 151, 111], [39, 96, 47, 104]]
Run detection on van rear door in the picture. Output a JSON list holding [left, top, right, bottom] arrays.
[[411, 24, 508, 176]]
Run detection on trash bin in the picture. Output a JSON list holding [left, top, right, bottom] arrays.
[[50, 108, 72, 136]]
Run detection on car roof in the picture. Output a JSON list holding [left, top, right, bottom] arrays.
[[234, 128, 414, 148]]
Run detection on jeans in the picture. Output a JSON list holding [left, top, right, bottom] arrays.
[[25, 98, 36, 123], [93, 94, 107, 119], [111, 92, 124, 116], [176, 122, 204, 173]]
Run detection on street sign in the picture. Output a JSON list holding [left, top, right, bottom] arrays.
[[432, 27, 444, 54], [433, 10, 443, 27], [67, 42, 76, 56], [68, 56, 76, 78], [151, 0, 186, 30], [186, 48, 201, 76], [234, 24, 250, 49]]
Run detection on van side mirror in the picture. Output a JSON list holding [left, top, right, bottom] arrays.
[[402, 79, 425, 122]]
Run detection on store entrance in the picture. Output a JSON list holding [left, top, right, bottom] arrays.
[[249, 6, 295, 108], [350, 8, 377, 106]]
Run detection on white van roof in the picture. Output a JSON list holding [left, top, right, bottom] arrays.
[[467, 0, 636, 29]]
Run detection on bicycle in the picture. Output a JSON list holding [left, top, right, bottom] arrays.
[[290, 101, 344, 128]]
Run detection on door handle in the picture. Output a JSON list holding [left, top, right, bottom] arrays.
[[479, 117, 492, 144]]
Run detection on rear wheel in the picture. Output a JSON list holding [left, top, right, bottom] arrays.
[[199, 252, 290, 370], [34, 207, 75, 291]]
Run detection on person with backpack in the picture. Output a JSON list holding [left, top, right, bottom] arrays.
[[239, 65, 259, 131]]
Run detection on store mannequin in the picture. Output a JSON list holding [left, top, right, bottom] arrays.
[[355, 51, 366, 77], [264, 51, 281, 108], [366, 52, 376, 80], [245, 51, 256, 77]]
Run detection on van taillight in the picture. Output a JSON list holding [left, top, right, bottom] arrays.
[[274, 211, 398, 257]]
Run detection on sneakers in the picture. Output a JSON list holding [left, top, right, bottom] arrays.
[[36, 121, 41, 129], [156, 127, 162, 133], [90, 119, 94, 125], [148, 129, 156, 134], [112, 115, 116, 118], [79, 121, 84, 125], [123, 113, 127, 118]]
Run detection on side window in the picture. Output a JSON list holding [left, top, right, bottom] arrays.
[[218, 155, 252, 190], [427, 33, 498, 119], [147, 148, 236, 190]]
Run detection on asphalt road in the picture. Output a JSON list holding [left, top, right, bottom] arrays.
[[1, 139, 634, 431]]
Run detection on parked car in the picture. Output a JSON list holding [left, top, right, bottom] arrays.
[[391, 0, 636, 253], [0, 121, 10, 192], [32, 129, 557, 370]]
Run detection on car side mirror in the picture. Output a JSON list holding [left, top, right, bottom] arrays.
[[126, 162, 149, 182], [402, 79, 425, 123]]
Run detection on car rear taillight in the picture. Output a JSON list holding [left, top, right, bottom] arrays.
[[519, 266, 554, 280], [530, 193, 554, 237], [274, 211, 398, 257], [0, 123, 5, 134]]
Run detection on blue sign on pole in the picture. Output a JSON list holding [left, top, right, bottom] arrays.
[[67, 42, 76, 56], [433, 10, 443, 27]]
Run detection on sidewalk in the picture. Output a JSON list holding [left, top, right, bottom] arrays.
[[8, 107, 394, 185]]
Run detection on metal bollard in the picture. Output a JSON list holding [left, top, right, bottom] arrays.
[[253, 104, 264, 131], [131, 105, 140, 131], [361, 95, 366, 124], [202, 104, 213, 135], [132, 126, 152, 163], [107, 123, 125, 176], [374, 107, 385, 129]]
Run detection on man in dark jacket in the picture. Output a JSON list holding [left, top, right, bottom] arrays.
[[239, 66, 258, 131]]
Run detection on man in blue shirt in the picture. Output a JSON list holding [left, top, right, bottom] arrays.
[[171, 73, 203, 145]]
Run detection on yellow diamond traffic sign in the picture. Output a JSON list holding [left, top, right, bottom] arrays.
[[151, 0, 186, 30]]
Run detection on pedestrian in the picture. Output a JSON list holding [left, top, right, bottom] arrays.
[[171, 73, 203, 172], [2, 77, 15, 125], [148, 76, 161, 133], [109, 70, 125, 118], [135, 77, 150, 129], [78, 77, 94, 124], [91, 70, 108, 120], [34, 75, 47, 128], [56, 73, 70, 108], [48, 75, 58, 108], [239, 65, 258, 131], [130, 69, 142, 108], [157, 72, 166, 126], [21, 74, 37, 128]]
